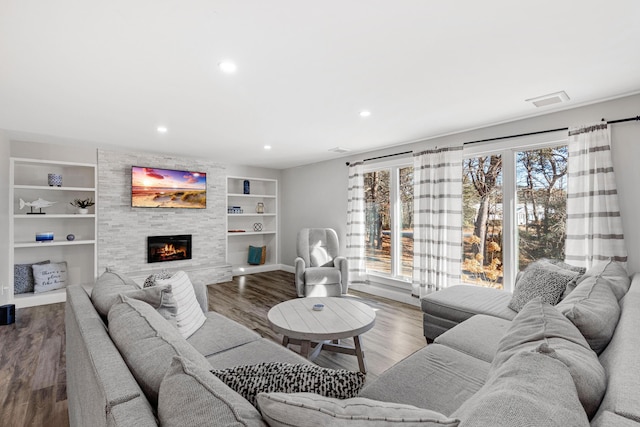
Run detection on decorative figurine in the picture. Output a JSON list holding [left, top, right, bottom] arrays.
[[19, 198, 56, 214]]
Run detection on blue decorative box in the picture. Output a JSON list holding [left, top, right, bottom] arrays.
[[36, 232, 54, 242]]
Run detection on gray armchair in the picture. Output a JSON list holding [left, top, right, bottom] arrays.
[[295, 228, 349, 297]]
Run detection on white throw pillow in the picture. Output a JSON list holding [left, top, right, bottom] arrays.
[[32, 261, 68, 293], [156, 270, 206, 338], [257, 393, 460, 427]]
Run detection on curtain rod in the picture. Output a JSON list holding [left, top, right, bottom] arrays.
[[345, 115, 639, 166]]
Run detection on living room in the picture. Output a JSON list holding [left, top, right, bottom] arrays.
[[2, 1, 640, 426]]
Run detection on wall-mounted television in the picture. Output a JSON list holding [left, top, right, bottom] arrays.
[[131, 166, 206, 209]]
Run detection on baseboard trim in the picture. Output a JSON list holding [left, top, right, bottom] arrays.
[[350, 282, 420, 307]]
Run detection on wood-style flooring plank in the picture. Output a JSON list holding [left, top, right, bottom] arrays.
[[0, 270, 426, 426]]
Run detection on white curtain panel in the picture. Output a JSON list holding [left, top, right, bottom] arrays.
[[565, 122, 627, 268], [346, 162, 367, 284], [412, 146, 464, 297]]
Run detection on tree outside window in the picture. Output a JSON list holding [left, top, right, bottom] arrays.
[[462, 145, 568, 289]]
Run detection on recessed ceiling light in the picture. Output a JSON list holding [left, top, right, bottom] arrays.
[[359, 111, 371, 117], [264, 145, 272, 150], [219, 61, 237, 74], [157, 126, 168, 133]]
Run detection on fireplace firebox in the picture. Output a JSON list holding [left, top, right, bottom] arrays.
[[147, 234, 192, 263]]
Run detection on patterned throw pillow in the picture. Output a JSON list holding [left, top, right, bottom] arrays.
[[144, 270, 174, 288], [508, 261, 579, 312], [14, 260, 50, 294], [211, 362, 366, 407]]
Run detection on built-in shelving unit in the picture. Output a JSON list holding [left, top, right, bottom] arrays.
[[8, 158, 97, 308], [226, 176, 278, 275]]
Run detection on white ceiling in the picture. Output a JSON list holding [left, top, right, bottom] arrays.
[[1, 1, 639, 169]]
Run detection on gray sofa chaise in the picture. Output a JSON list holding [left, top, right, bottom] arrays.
[[67, 264, 640, 426]]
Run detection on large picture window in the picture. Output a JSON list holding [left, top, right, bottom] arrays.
[[462, 138, 568, 290], [364, 160, 413, 282]]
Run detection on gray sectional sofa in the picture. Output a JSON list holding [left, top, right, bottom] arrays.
[[66, 264, 640, 426], [395, 260, 639, 426]]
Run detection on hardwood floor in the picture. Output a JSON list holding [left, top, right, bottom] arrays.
[[0, 270, 426, 426]]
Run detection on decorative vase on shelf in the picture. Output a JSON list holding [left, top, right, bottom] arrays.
[[256, 202, 264, 214], [78, 208, 88, 215], [243, 180, 250, 194]]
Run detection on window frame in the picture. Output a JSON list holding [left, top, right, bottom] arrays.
[[363, 156, 413, 288], [463, 130, 568, 292]]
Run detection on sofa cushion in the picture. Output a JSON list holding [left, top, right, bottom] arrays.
[[304, 267, 341, 285], [187, 311, 261, 357], [358, 344, 490, 416], [453, 351, 589, 426], [508, 261, 579, 312], [581, 259, 630, 301], [592, 274, 640, 424], [91, 270, 140, 317], [434, 314, 511, 363], [421, 285, 516, 324], [158, 356, 265, 427], [107, 295, 211, 406], [155, 270, 206, 338], [206, 338, 311, 369], [494, 298, 606, 418], [257, 393, 460, 427], [556, 275, 620, 354], [211, 362, 365, 407]]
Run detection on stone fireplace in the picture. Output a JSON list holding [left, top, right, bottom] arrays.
[[147, 234, 192, 263]]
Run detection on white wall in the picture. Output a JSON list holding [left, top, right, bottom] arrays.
[[0, 133, 10, 304], [280, 93, 640, 274]]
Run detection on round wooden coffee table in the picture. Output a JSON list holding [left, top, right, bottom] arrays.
[[267, 297, 376, 373]]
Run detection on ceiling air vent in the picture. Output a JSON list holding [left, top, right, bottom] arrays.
[[329, 147, 350, 154], [525, 91, 570, 108]]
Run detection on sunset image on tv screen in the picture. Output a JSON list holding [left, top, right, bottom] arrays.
[[132, 166, 206, 208]]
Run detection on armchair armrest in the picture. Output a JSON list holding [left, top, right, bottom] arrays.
[[334, 256, 349, 294], [295, 257, 306, 297]]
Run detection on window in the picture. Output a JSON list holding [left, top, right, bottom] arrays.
[[364, 160, 413, 282], [462, 137, 568, 290]]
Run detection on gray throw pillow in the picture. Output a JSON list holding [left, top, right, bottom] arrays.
[[581, 259, 630, 301], [556, 275, 620, 354], [508, 261, 579, 312], [452, 351, 589, 426], [123, 284, 178, 325], [494, 298, 606, 418], [14, 260, 49, 294], [158, 356, 265, 427], [91, 270, 140, 317], [211, 362, 365, 407], [257, 393, 460, 427]]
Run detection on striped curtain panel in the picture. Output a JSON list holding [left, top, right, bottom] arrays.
[[346, 162, 367, 284], [565, 122, 627, 268], [412, 146, 463, 297]]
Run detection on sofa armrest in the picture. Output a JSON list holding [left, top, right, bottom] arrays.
[[191, 280, 209, 313], [295, 257, 305, 297]]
